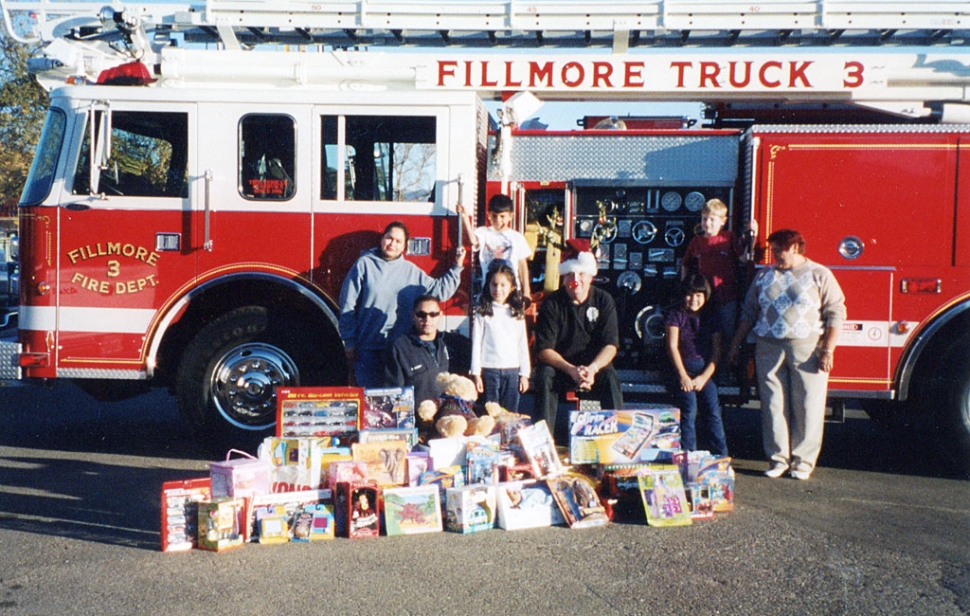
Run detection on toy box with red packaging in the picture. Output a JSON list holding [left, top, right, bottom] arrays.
[[161, 478, 211, 552], [334, 481, 381, 539], [276, 387, 361, 444]]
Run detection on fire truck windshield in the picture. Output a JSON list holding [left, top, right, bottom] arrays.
[[20, 108, 66, 206]]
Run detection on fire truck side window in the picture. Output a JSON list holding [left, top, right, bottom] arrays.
[[72, 111, 188, 198], [239, 114, 296, 200], [21, 108, 67, 206], [320, 115, 436, 202]]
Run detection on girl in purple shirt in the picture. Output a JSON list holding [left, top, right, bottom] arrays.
[[664, 274, 728, 456]]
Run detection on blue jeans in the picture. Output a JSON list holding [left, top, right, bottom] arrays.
[[671, 357, 728, 456], [481, 367, 521, 413], [354, 349, 386, 388]]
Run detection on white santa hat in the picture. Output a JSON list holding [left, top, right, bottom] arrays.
[[558, 238, 598, 277]]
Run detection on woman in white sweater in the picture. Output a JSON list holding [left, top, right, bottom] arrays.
[[728, 229, 846, 481], [470, 261, 531, 413]]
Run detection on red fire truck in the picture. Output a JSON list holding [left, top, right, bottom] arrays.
[[2, 0, 970, 470]]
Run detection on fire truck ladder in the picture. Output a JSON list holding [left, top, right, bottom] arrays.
[[0, 0, 970, 51], [3, 0, 970, 115], [3, 0, 969, 50]]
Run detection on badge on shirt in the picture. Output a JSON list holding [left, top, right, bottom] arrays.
[[586, 307, 599, 323]]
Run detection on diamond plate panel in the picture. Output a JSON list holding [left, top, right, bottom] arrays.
[[510, 134, 739, 183], [57, 368, 147, 379], [0, 340, 22, 380]]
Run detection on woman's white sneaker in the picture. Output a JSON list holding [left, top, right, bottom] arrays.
[[764, 464, 789, 478]]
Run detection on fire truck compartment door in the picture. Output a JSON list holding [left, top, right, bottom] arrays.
[[826, 266, 893, 394]]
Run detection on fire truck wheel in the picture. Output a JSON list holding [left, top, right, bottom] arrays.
[[938, 350, 970, 477], [176, 306, 320, 439]]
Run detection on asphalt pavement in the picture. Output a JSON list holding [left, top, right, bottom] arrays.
[[0, 382, 968, 615]]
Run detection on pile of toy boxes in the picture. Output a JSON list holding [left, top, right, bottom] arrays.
[[160, 387, 734, 552]]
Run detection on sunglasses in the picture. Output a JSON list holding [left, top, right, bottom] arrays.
[[414, 311, 441, 319]]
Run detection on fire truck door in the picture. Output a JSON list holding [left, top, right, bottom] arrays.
[[193, 106, 313, 281], [825, 267, 894, 395], [56, 102, 196, 369]]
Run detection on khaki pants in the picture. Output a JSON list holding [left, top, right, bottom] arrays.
[[755, 337, 829, 473]]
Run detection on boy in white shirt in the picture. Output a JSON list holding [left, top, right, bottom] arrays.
[[458, 194, 533, 299]]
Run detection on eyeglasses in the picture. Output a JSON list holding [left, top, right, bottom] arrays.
[[414, 311, 441, 319]]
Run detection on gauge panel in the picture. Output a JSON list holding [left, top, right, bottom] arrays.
[[572, 185, 734, 371]]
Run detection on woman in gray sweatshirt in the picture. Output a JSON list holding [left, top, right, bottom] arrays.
[[339, 221, 465, 387]]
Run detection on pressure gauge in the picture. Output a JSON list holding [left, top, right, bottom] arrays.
[[635, 305, 666, 343], [684, 191, 706, 212], [660, 191, 682, 212]]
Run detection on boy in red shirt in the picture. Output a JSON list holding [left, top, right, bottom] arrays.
[[681, 198, 757, 347]]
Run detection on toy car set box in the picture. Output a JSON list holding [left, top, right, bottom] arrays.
[[276, 387, 361, 442], [161, 478, 211, 552]]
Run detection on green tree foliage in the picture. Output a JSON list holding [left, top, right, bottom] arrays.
[[0, 30, 49, 212]]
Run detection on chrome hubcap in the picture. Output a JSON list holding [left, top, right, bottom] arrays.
[[210, 342, 299, 430]]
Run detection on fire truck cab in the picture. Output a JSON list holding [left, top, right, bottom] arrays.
[[3, 0, 970, 471]]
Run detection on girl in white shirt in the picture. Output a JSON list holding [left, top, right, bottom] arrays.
[[470, 261, 531, 412]]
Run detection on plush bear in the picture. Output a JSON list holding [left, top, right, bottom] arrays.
[[417, 373, 495, 441], [484, 401, 532, 445]]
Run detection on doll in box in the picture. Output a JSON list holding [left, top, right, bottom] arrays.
[[350, 489, 379, 537]]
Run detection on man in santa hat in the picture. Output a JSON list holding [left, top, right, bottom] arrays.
[[533, 239, 624, 443]]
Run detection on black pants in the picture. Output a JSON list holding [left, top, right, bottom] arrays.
[[533, 363, 624, 444]]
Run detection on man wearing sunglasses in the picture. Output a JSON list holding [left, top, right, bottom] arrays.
[[385, 294, 450, 406], [339, 221, 465, 388]]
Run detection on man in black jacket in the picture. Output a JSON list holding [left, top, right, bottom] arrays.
[[534, 239, 623, 443], [385, 294, 450, 405]]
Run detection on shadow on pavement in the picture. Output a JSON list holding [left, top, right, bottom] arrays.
[[720, 402, 964, 480], [0, 382, 213, 550]]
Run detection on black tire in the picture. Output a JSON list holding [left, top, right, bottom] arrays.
[[176, 306, 327, 444], [934, 346, 970, 477]]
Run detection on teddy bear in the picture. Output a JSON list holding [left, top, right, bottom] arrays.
[[483, 401, 532, 445], [417, 372, 495, 441]]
